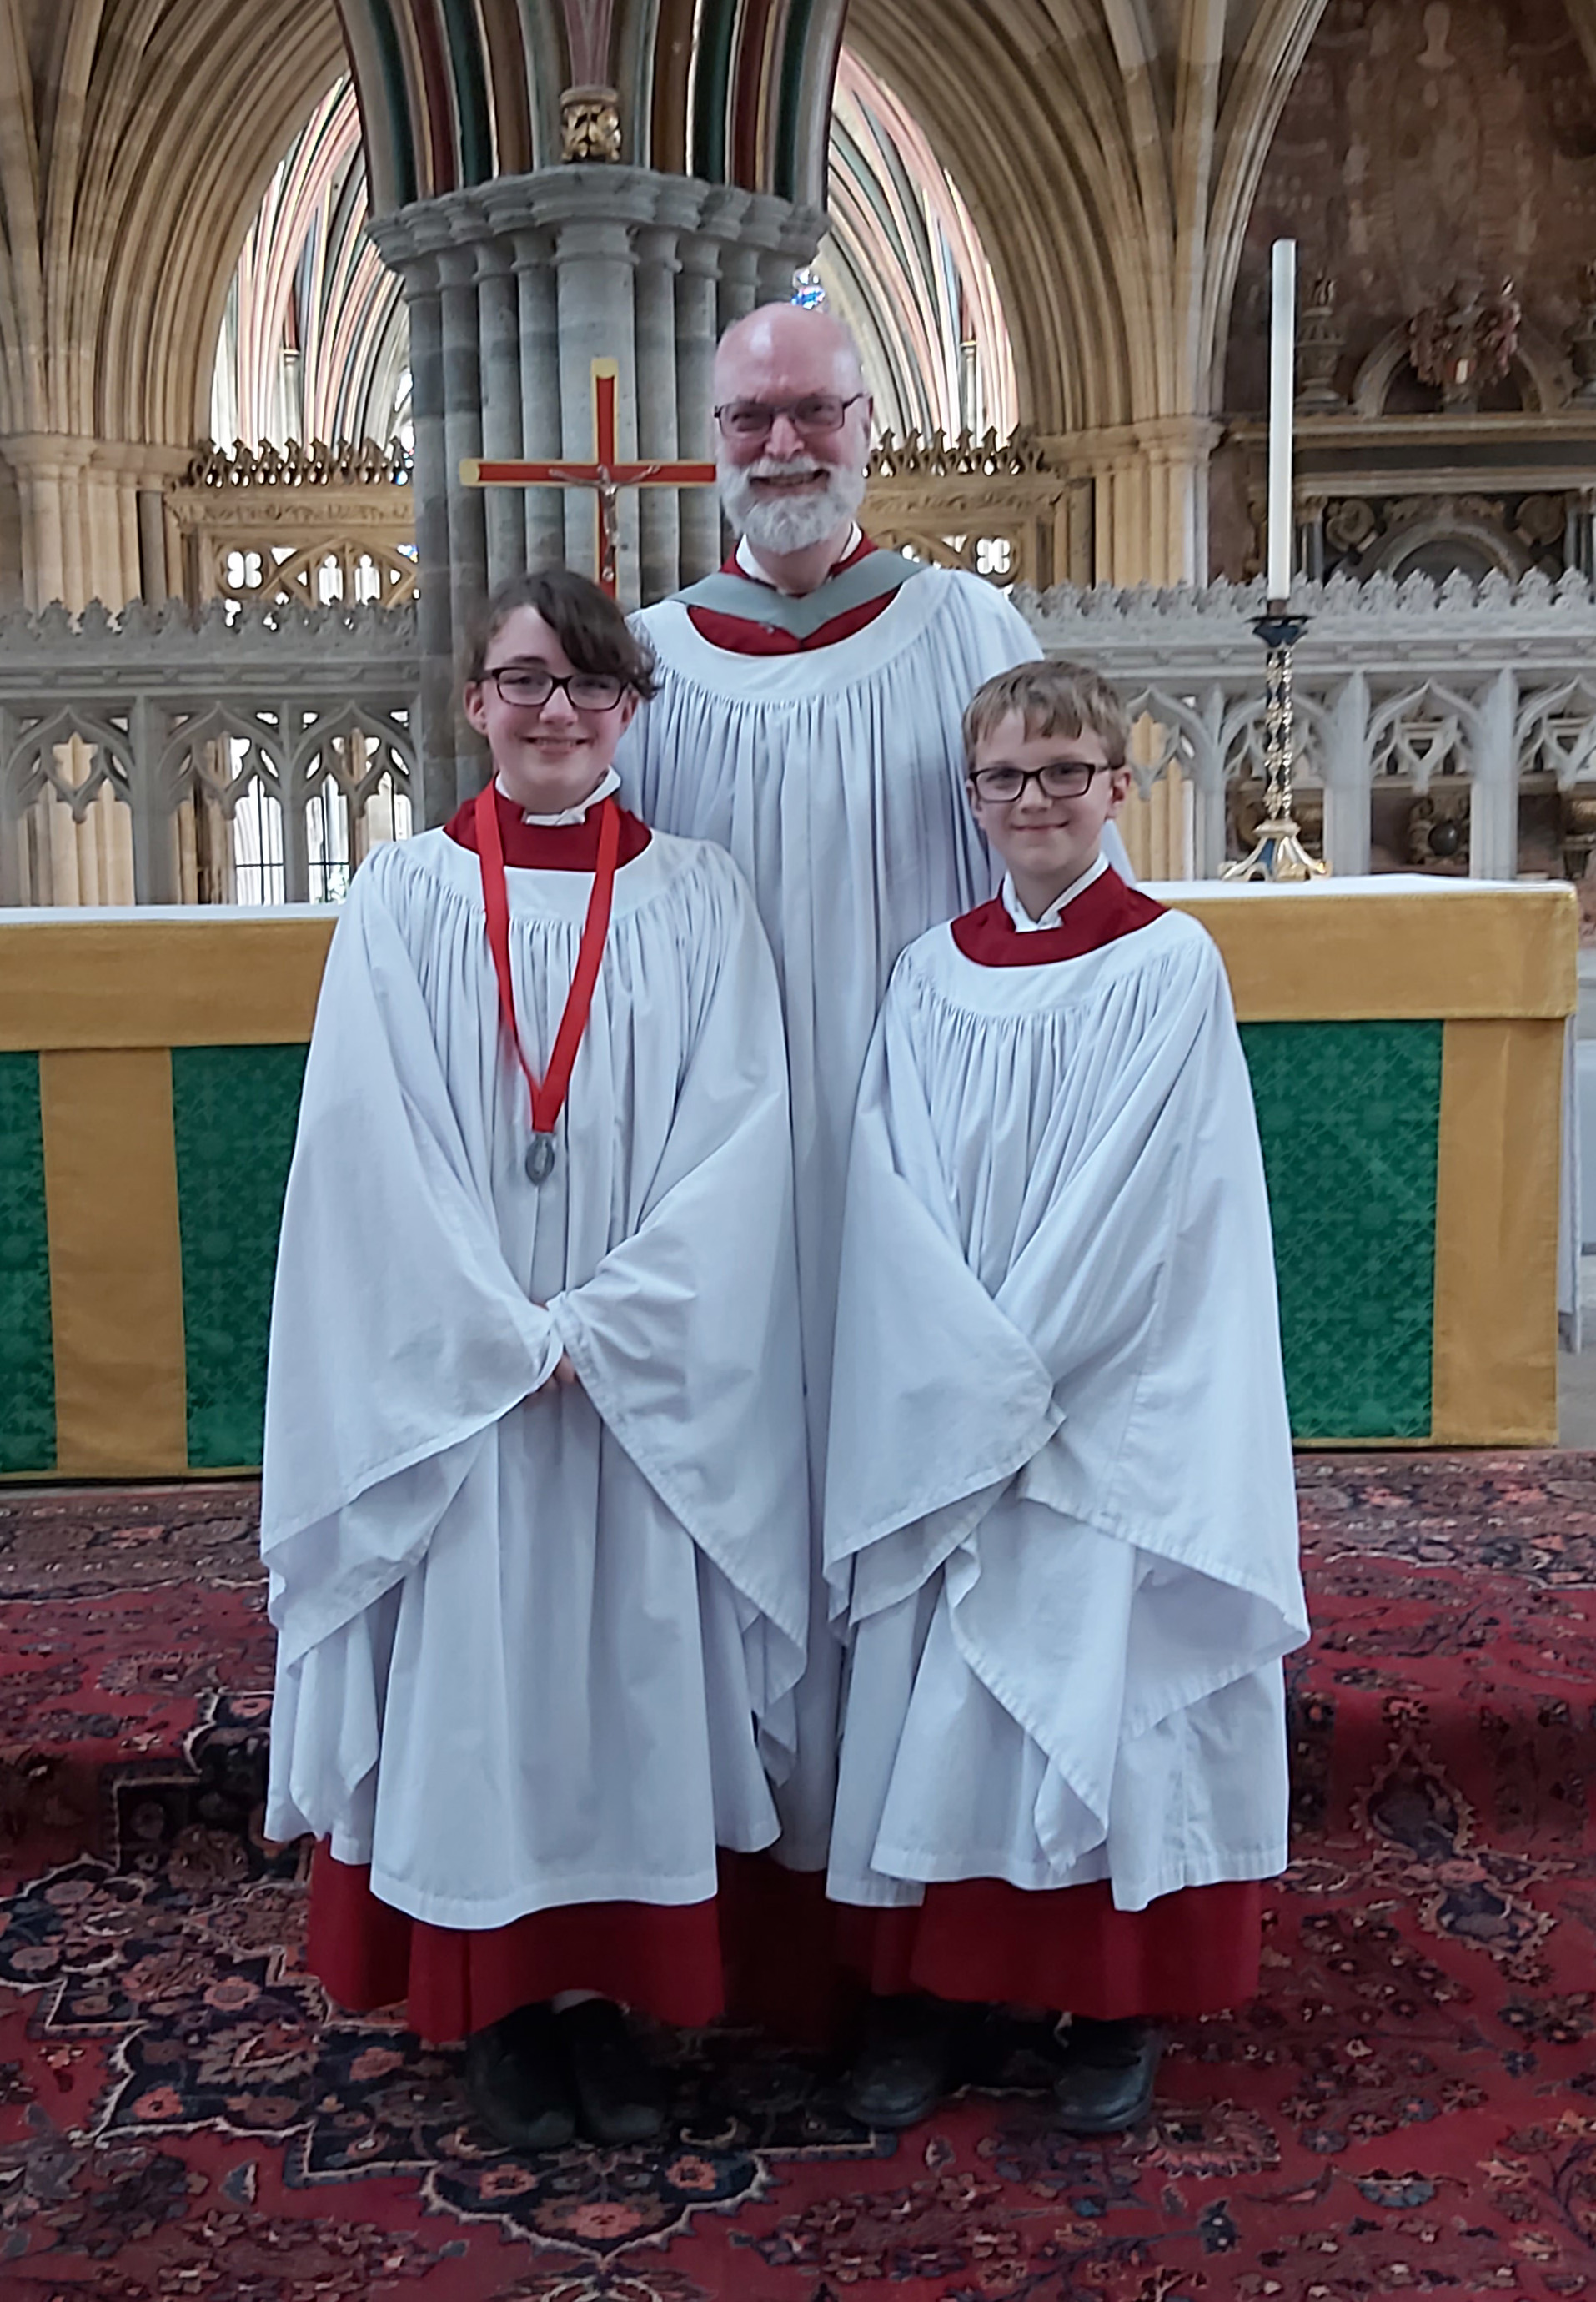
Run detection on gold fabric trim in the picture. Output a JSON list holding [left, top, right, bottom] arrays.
[[0, 887, 1575, 1048], [0, 919, 335, 1050], [39, 1049, 189, 1475], [1167, 885, 1578, 1021], [1430, 1017, 1563, 1445]]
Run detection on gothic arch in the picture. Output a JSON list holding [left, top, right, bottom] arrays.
[[842, 0, 1331, 435], [0, 0, 348, 447]]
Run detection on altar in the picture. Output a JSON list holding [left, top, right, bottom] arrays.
[[0, 875, 1575, 1482]]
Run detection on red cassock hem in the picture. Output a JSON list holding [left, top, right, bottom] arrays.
[[834, 1877, 1262, 2019], [307, 1850, 1261, 2041], [307, 1845, 730, 2042]]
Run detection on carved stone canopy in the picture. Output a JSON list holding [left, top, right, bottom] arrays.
[[1408, 279, 1523, 413]]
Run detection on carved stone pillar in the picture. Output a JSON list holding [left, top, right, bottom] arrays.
[[674, 235, 725, 582], [1468, 669, 1519, 881], [401, 263, 459, 826], [553, 214, 639, 581], [439, 247, 489, 711], [368, 168, 825, 820], [506, 225, 565, 572], [1320, 670, 1373, 877], [1137, 417, 1221, 587], [634, 224, 684, 603], [477, 244, 525, 592]]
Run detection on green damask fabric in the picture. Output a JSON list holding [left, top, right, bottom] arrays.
[[1240, 1020, 1442, 1441], [0, 1052, 55, 1472], [172, 1044, 308, 1470]]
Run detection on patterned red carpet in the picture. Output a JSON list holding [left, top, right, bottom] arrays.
[[3, 1458, 1596, 2302]]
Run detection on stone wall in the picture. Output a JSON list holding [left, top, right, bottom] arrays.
[[1225, 0, 1596, 416]]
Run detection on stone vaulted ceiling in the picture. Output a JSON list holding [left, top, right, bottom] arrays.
[[0, 0, 344, 444], [20, 0, 1588, 455]]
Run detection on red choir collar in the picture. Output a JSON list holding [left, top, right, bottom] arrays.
[[724, 530, 875, 588], [686, 531, 893, 655], [951, 867, 1166, 967], [445, 779, 652, 869]]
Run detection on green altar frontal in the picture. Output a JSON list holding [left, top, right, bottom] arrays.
[[0, 877, 1576, 1480]]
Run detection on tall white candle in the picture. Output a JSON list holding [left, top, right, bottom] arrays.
[[1267, 237, 1297, 601]]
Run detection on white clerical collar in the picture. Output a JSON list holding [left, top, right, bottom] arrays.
[[735, 525, 863, 596], [1001, 850, 1111, 932], [497, 765, 620, 827]]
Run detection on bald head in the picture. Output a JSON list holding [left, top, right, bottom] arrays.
[[714, 303, 867, 404]]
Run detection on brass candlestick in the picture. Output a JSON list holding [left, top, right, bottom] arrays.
[[1222, 610, 1328, 882]]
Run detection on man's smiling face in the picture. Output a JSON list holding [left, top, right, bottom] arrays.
[[712, 305, 874, 555]]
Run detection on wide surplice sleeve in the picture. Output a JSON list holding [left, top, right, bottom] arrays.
[[822, 970, 1066, 1621], [261, 848, 565, 1669], [826, 918, 1307, 1707]]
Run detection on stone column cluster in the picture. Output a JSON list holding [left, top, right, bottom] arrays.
[[1056, 416, 1222, 881], [368, 166, 826, 825], [0, 437, 188, 614]]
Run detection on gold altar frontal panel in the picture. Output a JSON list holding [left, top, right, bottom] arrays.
[[1157, 876, 1578, 1450], [0, 877, 1577, 1478], [2, 912, 334, 1480]]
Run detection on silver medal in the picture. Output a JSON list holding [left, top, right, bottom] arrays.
[[524, 1133, 558, 1185]]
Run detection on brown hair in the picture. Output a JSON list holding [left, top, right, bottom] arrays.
[[962, 660, 1130, 769], [461, 567, 660, 698]]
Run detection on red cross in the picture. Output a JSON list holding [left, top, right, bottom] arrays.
[[461, 358, 719, 596]]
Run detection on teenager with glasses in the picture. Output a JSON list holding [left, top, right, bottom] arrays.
[[263, 567, 808, 2154]]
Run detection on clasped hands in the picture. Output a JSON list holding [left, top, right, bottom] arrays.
[[529, 1310, 580, 1401]]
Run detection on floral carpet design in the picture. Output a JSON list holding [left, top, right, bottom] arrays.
[[3, 1457, 1596, 2299]]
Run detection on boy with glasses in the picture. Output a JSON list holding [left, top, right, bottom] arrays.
[[263, 570, 808, 2151], [823, 660, 1307, 2134]]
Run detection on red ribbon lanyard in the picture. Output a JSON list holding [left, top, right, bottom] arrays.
[[475, 780, 621, 1155]]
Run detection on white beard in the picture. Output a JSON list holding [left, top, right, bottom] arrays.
[[718, 452, 867, 556]]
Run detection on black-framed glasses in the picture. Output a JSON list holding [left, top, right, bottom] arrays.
[[481, 666, 628, 711], [970, 761, 1113, 802], [712, 394, 866, 441]]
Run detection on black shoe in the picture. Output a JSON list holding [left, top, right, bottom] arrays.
[[557, 1998, 668, 2146], [1051, 2016, 1161, 2135], [464, 2001, 577, 2150], [842, 1993, 965, 2130]]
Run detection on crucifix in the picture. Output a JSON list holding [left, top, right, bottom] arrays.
[[460, 358, 719, 597]]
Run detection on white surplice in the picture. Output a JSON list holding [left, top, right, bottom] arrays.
[[263, 827, 808, 1930], [824, 907, 1309, 1910], [618, 565, 1131, 1865]]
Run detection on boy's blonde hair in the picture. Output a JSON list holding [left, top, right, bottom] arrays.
[[962, 661, 1130, 770]]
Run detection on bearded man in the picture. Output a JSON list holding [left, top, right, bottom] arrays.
[[616, 301, 1131, 1897]]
